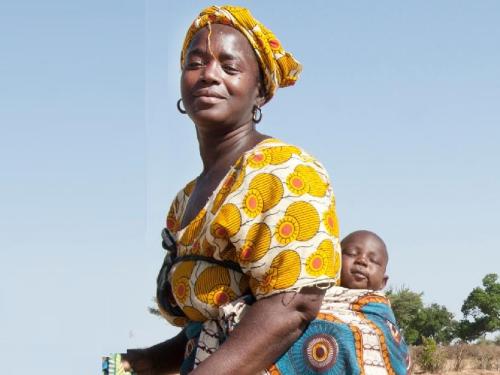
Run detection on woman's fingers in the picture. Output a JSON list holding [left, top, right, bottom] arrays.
[[121, 349, 154, 373]]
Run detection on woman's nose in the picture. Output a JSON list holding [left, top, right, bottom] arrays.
[[201, 61, 221, 83]]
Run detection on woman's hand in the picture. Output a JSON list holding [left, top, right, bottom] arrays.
[[121, 349, 154, 374], [122, 329, 187, 375], [190, 286, 326, 375]]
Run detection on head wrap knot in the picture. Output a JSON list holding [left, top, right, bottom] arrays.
[[180, 5, 302, 103]]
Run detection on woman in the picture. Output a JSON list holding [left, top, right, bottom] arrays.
[[123, 6, 408, 375]]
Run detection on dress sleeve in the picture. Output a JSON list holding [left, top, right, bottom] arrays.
[[209, 144, 341, 300]]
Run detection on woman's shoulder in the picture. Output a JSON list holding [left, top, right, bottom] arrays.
[[241, 137, 330, 177]]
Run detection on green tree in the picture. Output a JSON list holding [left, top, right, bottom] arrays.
[[387, 287, 457, 345], [387, 286, 424, 345], [415, 303, 457, 345], [458, 273, 500, 342]]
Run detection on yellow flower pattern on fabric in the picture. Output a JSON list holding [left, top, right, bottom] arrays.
[[274, 215, 300, 245], [323, 202, 340, 238], [211, 173, 237, 214], [179, 209, 206, 246], [257, 250, 301, 295], [247, 149, 271, 169], [282, 201, 320, 242], [210, 203, 241, 239], [195, 266, 233, 307], [286, 165, 328, 197], [159, 139, 341, 327], [171, 260, 196, 305], [242, 188, 264, 218], [267, 145, 301, 164], [239, 223, 272, 263], [306, 239, 339, 277]]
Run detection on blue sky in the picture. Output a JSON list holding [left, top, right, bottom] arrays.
[[1, 1, 499, 374]]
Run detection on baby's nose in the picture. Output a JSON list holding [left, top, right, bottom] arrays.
[[355, 255, 368, 266]]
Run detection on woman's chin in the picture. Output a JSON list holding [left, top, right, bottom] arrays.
[[188, 108, 231, 127]]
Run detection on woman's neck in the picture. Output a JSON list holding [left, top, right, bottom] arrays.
[[196, 122, 267, 174]]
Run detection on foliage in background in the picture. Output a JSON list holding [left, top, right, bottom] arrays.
[[388, 273, 499, 345], [416, 337, 446, 373], [457, 273, 500, 342], [387, 287, 456, 345]]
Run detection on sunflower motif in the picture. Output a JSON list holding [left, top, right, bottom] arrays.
[[306, 252, 328, 277], [179, 209, 206, 246], [316, 240, 341, 278], [294, 164, 328, 197], [258, 266, 279, 295], [258, 250, 301, 295], [242, 188, 264, 218], [248, 173, 284, 212], [322, 206, 339, 237], [285, 201, 320, 242], [247, 149, 271, 169], [286, 172, 308, 195], [207, 285, 236, 307], [305, 240, 339, 278], [172, 277, 190, 304], [210, 203, 241, 239], [171, 260, 196, 304], [329, 249, 341, 278], [194, 266, 231, 304], [267, 145, 301, 165], [239, 223, 272, 263], [274, 215, 300, 245]]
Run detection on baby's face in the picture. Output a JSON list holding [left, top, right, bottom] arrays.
[[340, 232, 388, 290]]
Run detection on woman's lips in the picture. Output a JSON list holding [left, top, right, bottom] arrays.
[[194, 95, 225, 104], [193, 89, 226, 101]]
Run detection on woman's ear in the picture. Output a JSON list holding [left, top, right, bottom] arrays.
[[255, 80, 266, 107]]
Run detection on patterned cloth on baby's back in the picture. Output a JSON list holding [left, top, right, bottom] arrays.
[[190, 287, 410, 375]]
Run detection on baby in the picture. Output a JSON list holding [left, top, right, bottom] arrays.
[[340, 229, 389, 290]]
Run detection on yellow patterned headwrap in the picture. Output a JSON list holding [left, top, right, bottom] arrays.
[[180, 5, 302, 103]]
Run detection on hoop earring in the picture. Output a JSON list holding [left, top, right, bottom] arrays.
[[252, 106, 262, 124], [177, 99, 186, 114]]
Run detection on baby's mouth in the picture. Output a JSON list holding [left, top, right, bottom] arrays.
[[351, 270, 367, 281]]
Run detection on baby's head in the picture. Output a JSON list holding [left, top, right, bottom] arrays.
[[340, 230, 389, 290]]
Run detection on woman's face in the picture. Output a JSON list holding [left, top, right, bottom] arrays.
[[181, 24, 264, 129]]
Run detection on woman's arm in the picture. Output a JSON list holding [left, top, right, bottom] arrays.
[[122, 328, 187, 375], [191, 286, 325, 375]]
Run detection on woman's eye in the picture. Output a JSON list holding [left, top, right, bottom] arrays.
[[186, 61, 203, 69], [223, 65, 239, 73]]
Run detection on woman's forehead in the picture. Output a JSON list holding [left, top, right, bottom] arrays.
[[187, 24, 256, 61]]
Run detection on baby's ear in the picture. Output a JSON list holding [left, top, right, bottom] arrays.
[[381, 275, 389, 290]]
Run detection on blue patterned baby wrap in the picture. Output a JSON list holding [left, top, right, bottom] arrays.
[[185, 287, 410, 375]]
